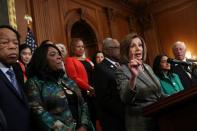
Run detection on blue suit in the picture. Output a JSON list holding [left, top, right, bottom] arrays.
[[0, 63, 30, 131]]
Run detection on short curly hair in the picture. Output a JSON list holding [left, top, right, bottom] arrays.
[[0, 25, 20, 43]]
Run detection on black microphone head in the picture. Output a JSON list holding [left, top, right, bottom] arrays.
[[187, 59, 197, 63], [167, 58, 173, 63], [167, 58, 192, 66]]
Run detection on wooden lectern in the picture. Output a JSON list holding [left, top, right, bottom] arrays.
[[144, 87, 197, 131]]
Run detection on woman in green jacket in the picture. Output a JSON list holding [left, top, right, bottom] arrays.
[[25, 44, 94, 131], [153, 54, 184, 96]]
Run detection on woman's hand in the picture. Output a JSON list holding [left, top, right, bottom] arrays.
[[128, 54, 142, 90], [128, 54, 142, 78], [87, 86, 95, 96]]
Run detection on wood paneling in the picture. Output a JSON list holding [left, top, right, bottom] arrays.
[[97, 9, 110, 49], [30, 0, 65, 44], [144, 87, 197, 131], [14, 0, 137, 57], [14, 0, 197, 61], [112, 15, 130, 40], [0, 0, 9, 25], [15, 0, 27, 42], [144, 0, 197, 65]]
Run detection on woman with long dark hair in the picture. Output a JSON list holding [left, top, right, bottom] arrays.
[[153, 54, 184, 96], [18, 44, 32, 82]]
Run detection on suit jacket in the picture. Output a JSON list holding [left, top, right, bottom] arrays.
[[0, 63, 30, 131], [116, 64, 163, 106], [25, 76, 93, 131], [172, 64, 197, 89], [116, 64, 163, 131], [94, 58, 126, 131], [0, 108, 6, 131]]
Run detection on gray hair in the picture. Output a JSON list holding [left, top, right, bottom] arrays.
[[103, 37, 113, 49], [102, 38, 120, 49], [172, 41, 186, 51]]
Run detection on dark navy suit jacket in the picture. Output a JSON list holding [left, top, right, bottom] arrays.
[[0, 108, 6, 131], [0, 63, 30, 131], [94, 58, 126, 131], [172, 64, 197, 89]]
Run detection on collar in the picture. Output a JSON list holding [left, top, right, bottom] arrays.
[[183, 58, 187, 62], [163, 72, 170, 79], [105, 57, 118, 66], [0, 62, 13, 74]]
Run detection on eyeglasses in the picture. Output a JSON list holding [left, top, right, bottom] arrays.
[[108, 46, 120, 49]]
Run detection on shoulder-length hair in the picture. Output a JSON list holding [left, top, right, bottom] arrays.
[[27, 44, 63, 81], [91, 51, 104, 65], [120, 32, 147, 64], [19, 44, 32, 66], [153, 54, 173, 79], [69, 38, 83, 56]]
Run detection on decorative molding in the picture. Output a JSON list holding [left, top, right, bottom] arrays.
[[147, 0, 196, 15], [64, 8, 99, 49], [7, 0, 17, 29], [105, 8, 114, 21], [127, 15, 137, 32], [138, 13, 153, 31], [104, 7, 114, 37], [77, 8, 87, 20], [72, 0, 133, 13], [0, 0, 9, 24]]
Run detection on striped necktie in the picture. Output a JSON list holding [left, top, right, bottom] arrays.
[[6, 69, 21, 95]]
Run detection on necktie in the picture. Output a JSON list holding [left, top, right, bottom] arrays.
[[6, 69, 21, 95], [183, 66, 192, 78]]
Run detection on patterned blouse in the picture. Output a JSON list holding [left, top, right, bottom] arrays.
[[25, 76, 94, 131]]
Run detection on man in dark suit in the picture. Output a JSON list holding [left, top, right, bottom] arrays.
[[94, 38, 126, 131], [0, 25, 30, 131], [172, 41, 197, 89], [0, 108, 7, 131]]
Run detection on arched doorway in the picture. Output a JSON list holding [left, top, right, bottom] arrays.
[[71, 20, 97, 58]]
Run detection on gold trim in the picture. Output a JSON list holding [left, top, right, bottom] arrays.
[[7, 0, 17, 29]]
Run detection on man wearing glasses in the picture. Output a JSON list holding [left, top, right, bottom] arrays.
[[94, 38, 126, 131]]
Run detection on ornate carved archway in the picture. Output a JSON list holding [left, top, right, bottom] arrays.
[[64, 8, 99, 57]]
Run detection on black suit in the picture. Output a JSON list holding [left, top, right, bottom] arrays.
[[0, 63, 30, 131], [172, 64, 197, 89], [0, 108, 6, 131], [94, 58, 126, 131]]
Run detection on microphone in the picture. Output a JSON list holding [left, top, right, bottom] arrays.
[[187, 59, 197, 63], [167, 58, 192, 66]]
